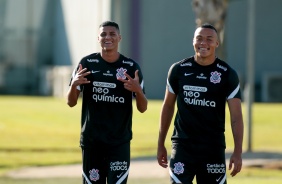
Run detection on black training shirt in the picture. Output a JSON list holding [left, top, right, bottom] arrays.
[[70, 53, 145, 147], [167, 56, 241, 148]]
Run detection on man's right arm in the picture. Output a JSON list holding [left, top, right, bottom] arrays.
[[67, 64, 90, 107], [67, 85, 80, 107], [157, 89, 176, 168]]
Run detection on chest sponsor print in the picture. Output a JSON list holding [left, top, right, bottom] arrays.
[[103, 70, 113, 77], [92, 81, 125, 103], [197, 73, 207, 79], [183, 85, 216, 107]]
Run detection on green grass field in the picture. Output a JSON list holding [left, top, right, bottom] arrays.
[[0, 96, 282, 183]]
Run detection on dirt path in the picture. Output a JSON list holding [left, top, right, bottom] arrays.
[[5, 152, 282, 179]]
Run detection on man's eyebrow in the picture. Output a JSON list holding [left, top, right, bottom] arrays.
[[100, 31, 117, 34], [196, 35, 215, 38]]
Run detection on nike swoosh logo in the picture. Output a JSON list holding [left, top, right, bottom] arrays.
[[184, 73, 193, 76], [117, 173, 123, 178], [216, 175, 223, 182], [91, 70, 100, 73]]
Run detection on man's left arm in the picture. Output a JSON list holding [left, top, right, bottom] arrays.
[[227, 98, 244, 177], [135, 86, 148, 113]]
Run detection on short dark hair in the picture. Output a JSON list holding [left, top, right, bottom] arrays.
[[200, 23, 218, 34], [99, 21, 120, 33]]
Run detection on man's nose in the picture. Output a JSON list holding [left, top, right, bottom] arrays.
[[200, 40, 207, 44], [105, 34, 111, 39]]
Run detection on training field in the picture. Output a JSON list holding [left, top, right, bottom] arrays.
[[0, 96, 282, 183]]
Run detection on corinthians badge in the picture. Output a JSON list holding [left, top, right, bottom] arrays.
[[210, 71, 221, 84]]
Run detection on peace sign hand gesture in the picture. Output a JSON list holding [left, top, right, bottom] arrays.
[[117, 70, 142, 94], [71, 64, 91, 87]]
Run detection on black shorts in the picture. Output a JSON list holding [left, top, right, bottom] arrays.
[[82, 142, 130, 184], [169, 142, 227, 184]]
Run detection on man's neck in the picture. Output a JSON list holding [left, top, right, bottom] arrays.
[[101, 50, 120, 63], [194, 55, 216, 66]]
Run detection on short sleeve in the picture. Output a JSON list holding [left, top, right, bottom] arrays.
[[167, 63, 179, 94], [226, 68, 241, 100]]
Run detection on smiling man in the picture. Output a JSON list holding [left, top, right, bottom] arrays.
[[67, 21, 147, 184], [157, 24, 244, 184]]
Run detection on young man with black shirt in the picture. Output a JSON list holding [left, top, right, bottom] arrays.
[[67, 21, 147, 184], [157, 24, 243, 184]]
